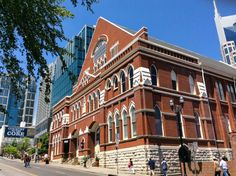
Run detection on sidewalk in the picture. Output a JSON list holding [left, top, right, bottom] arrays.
[[2, 157, 142, 176], [45, 161, 143, 176]]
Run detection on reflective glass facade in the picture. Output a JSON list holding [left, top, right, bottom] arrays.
[[0, 76, 36, 128], [51, 25, 94, 106]]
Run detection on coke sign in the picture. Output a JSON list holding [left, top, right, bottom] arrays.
[[4, 127, 27, 138]]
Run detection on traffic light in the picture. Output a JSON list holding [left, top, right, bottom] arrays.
[[80, 140, 85, 150], [178, 145, 191, 162]]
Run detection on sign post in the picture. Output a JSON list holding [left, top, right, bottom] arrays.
[[115, 134, 119, 175]]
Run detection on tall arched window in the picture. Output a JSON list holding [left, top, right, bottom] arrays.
[[150, 65, 157, 86], [78, 102, 81, 118], [122, 109, 128, 139], [120, 71, 126, 93], [194, 112, 202, 138], [97, 90, 100, 108], [115, 113, 120, 139], [88, 95, 93, 112], [108, 115, 113, 142], [171, 70, 177, 90], [93, 93, 97, 110], [189, 75, 195, 94], [113, 75, 118, 89], [128, 66, 134, 89], [130, 106, 136, 137], [154, 106, 163, 136], [106, 79, 111, 90]]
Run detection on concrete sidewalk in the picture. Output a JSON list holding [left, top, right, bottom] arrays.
[[1, 157, 141, 176], [45, 161, 142, 176]]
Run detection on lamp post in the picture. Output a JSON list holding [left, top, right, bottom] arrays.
[[169, 96, 187, 176]]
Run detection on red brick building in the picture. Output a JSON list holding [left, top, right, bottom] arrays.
[[49, 17, 236, 174]]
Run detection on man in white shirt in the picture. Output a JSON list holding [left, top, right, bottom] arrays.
[[219, 156, 229, 176]]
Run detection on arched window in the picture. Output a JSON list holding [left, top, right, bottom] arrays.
[[122, 109, 128, 140], [130, 106, 136, 137], [128, 66, 134, 89], [93, 92, 97, 110], [115, 113, 120, 139], [171, 70, 177, 90], [120, 71, 126, 93], [154, 106, 163, 136], [113, 75, 118, 89], [93, 39, 107, 70], [106, 79, 111, 90], [150, 65, 157, 86], [194, 112, 202, 138], [108, 115, 113, 142], [77, 103, 81, 118], [97, 90, 100, 108], [88, 95, 93, 112], [189, 75, 195, 94]]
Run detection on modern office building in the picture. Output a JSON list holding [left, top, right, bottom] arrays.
[[214, 0, 236, 66], [49, 17, 236, 175], [51, 25, 94, 106], [35, 63, 55, 138], [0, 76, 11, 127], [0, 76, 37, 128]]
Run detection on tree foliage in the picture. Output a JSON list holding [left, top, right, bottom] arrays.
[[0, 0, 97, 102], [17, 137, 31, 153], [3, 145, 20, 158], [38, 133, 49, 155]]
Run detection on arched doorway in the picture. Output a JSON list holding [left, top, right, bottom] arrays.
[[71, 129, 79, 158], [88, 122, 100, 158]]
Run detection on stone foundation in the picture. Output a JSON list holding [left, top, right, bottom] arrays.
[[96, 145, 232, 175]]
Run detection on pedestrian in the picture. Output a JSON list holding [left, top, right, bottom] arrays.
[[128, 158, 135, 174], [220, 156, 229, 176], [213, 157, 221, 176], [24, 154, 28, 167], [44, 153, 49, 164], [35, 154, 39, 163], [147, 158, 155, 176], [161, 158, 168, 176], [27, 155, 31, 168]]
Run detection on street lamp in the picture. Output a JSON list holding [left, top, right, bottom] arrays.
[[169, 96, 187, 176]]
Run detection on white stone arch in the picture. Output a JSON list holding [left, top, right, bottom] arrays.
[[119, 69, 127, 78], [127, 64, 134, 89], [121, 105, 128, 140], [129, 102, 136, 138], [105, 78, 112, 90]]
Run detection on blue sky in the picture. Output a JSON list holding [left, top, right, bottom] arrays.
[[33, 0, 236, 125], [53, 0, 236, 64]]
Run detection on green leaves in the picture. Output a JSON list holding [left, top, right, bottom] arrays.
[[0, 0, 97, 103]]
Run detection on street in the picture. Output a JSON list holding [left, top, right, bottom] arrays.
[[0, 157, 104, 176]]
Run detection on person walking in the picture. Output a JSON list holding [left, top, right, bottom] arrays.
[[128, 158, 135, 174], [147, 158, 155, 176], [161, 158, 168, 176], [220, 156, 229, 176], [213, 157, 221, 176]]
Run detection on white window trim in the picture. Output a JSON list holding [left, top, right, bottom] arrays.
[[129, 105, 136, 138], [122, 108, 128, 140]]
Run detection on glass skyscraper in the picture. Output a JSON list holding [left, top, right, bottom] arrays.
[[35, 63, 55, 138], [214, 0, 236, 66], [51, 25, 94, 106], [0, 76, 36, 128]]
